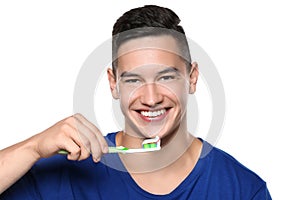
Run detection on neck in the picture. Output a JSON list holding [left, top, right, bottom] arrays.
[[116, 121, 195, 173]]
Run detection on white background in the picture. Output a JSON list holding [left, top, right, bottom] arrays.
[[0, 0, 299, 199]]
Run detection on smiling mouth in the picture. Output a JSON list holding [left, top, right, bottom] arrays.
[[140, 109, 167, 118], [134, 107, 171, 122]]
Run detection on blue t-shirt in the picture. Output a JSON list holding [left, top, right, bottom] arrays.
[[1, 132, 271, 199]]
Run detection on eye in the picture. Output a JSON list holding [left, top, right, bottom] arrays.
[[159, 75, 176, 81], [124, 79, 141, 83]]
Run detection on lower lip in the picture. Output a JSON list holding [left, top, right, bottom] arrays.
[[138, 110, 169, 122]]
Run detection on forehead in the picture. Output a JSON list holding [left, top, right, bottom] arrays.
[[117, 35, 186, 73]]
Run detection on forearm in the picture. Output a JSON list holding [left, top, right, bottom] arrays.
[[0, 114, 107, 194], [0, 138, 40, 194]]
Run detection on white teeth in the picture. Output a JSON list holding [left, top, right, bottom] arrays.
[[141, 109, 166, 117]]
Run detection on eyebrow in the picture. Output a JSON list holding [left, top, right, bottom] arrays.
[[119, 66, 180, 78], [120, 71, 140, 78], [157, 67, 179, 75]]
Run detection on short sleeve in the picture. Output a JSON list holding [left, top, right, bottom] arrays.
[[251, 183, 272, 200]]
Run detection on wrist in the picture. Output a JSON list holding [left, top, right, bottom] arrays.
[[21, 137, 42, 162]]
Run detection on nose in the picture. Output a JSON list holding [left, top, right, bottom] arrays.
[[140, 83, 163, 107]]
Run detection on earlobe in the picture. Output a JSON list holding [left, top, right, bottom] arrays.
[[107, 68, 119, 99], [189, 62, 199, 94]]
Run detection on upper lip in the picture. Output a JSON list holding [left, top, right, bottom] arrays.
[[139, 109, 165, 112], [135, 107, 171, 112]]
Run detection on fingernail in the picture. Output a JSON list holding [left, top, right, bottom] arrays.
[[93, 157, 100, 163]]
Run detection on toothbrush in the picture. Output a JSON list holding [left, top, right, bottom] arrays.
[[108, 136, 161, 154], [58, 136, 161, 155]]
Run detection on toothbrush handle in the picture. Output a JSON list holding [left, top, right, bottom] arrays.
[[58, 150, 69, 155], [108, 147, 126, 153], [58, 148, 122, 155]]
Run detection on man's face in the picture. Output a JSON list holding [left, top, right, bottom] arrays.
[[108, 35, 198, 139]]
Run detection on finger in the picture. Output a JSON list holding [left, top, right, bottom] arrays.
[[62, 119, 91, 160], [77, 124, 100, 161], [62, 138, 81, 161], [71, 115, 102, 161], [74, 113, 108, 153]]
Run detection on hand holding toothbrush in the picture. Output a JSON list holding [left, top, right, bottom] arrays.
[[30, 113, 109, 163]]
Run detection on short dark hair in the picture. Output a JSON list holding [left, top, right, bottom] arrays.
[[112, 5, 191, 75]]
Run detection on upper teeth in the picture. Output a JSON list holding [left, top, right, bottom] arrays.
[[141, 109, 166, 117]]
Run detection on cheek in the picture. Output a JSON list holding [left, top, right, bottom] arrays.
[[173, 88, 189, 111], [119, 98, 128, 116], [158, 81, 189, 107], [118, 87, 130, 115], [118, 87, 140, 114]]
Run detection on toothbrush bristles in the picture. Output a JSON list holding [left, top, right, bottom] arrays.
[[142, 136, 160, 149]]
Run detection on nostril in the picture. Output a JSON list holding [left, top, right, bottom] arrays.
[[140, 85, 163, 106]]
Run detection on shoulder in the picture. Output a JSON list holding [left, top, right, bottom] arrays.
[[105, 131, 118, 145], [199, 140, 270, 198], [210, 144, 263, 179], [202, 141, 265, 184]]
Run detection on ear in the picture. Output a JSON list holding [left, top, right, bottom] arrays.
[[107, 68, 119, 99], [189, 62, 199, 94]]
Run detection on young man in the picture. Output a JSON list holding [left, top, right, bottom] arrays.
[[0, 5, 271, 199]]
